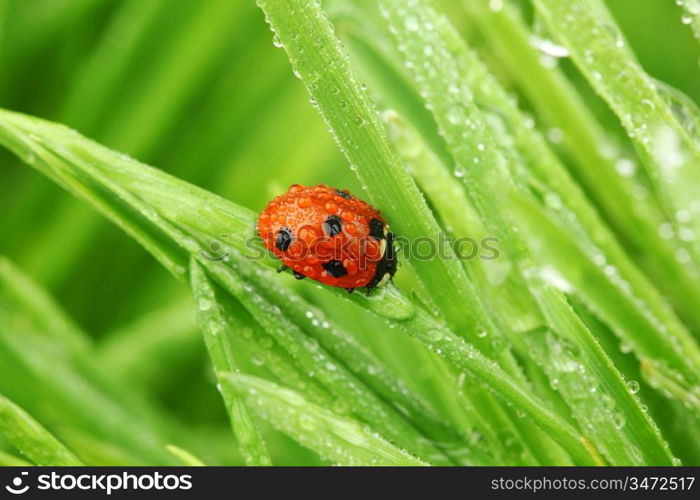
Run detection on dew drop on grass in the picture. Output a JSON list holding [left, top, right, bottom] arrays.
[[424, 329, 444, 342], [682, 14, 692, 24], [259, 336, 275, 349], [447, 105, 465, 124], [198, 298, 212, 311], [627, 380, 640, 393], [298, 414, 316, 431], [612, 412, 626, 430], [619, 341, 633, 354], [540, 266, 573, 293], [615, 158, 637, 176], [404, 15, 419, 32], [251, 353, 265, 366], [331, 399, 349, 415], [546, 127, 564, 143], [489, 0, 503, 12], [658, 222, 674, 239], [491, 336, 507, 352], [530, 36, 570, 58]]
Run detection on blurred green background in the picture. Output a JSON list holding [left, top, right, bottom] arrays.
[[0, 0, 698, 464]]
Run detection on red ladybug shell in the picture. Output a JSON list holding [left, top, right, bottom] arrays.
[[257, 184, 397, 292]]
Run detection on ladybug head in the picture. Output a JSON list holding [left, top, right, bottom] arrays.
[[365, 222, 397, 291]]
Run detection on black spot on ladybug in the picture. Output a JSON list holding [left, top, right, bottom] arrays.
[[369, 218, 385, 240], [322, 259, 348, 278], [293, 271, 306, 280], [335, 189, 352, 199], [323, 215, 343, 237], [276, 228, 293, 252]]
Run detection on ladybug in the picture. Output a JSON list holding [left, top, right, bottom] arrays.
[[257, 184, 397, 294]]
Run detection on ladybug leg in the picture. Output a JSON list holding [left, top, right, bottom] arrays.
[[277, 264, 288, 273], [365, 287, 373, 296], [292, 271, 306, 280], [345, 288, 355, 294]]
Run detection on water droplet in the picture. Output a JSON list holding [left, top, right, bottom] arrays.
[[676, 247, 692, 263], [447, 105, 465, 124], [682, 15, 692, 24], [251, 353, 265, 366], [627, 380, 640, 393], [489, 0, 504, 11], [298, 414, 316, 431], [613, 412, 626, 430], [272, 34, 283, 48], [259, 336, 275, 349], [530, 36, 570, 58], [658, 222, 674, 239], [615, 158, 637, 176], [331, 398, 349, 414], [547, 127, 564, 143], [404, 15, 419, 32], [424, 329, 444, 342]]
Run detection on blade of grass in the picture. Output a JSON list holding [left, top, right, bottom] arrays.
[[0, 393, 83, 466], [0, 449, 31, 467], [190, 260, 272, 466], [221, 373, 427, 466], [166, 444, 207, 467]]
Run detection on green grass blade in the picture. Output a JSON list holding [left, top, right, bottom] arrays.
[[190, 260, 272, 466], [221, 373, 427, 466], [0, 449, 31, 467], [166, 445, 207, 467], [0, 393, 83, 466]]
